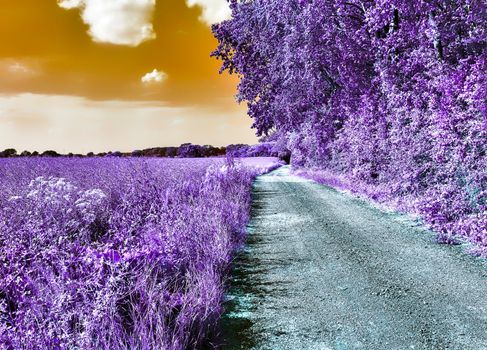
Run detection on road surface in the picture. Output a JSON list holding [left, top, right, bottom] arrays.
[[221, 166, 487, 350]]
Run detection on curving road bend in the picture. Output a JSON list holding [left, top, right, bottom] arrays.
[[221, 166, 487, 350]]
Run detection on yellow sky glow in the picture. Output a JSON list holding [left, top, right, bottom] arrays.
[[0, 0, 257, 153]]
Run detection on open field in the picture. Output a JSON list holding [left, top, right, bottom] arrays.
[[0, 157, 280, 349]]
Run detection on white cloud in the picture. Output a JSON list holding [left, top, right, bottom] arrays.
[[8, 63, 31, 74], [141, 69, 167, 84], [1, 59, 40, 78], [57, 0, 83, 9], [57, 0, 156, 46], [186, 0, 231, 25]]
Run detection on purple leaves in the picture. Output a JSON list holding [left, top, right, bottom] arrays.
[[213, 0, 486, 255]]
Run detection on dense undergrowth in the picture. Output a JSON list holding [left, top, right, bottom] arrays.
[[213, 0, 486, 254], [0, 157, 279, 349]]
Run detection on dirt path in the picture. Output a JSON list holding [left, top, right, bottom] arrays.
[[221, 166, 487, 350]]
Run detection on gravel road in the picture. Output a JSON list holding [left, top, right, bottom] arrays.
[[220, 166, 487, 350]]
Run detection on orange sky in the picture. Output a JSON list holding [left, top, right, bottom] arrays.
[[0, 0, 257, 153]]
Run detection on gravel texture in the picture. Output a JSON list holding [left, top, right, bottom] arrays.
[[221, 166, 487, 350]]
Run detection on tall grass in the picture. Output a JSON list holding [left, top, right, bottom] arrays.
[[0, 157, 280, 349]]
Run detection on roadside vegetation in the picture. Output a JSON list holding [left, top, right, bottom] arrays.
[[0, 157, 280, 349], [213, 0, 486, 255]]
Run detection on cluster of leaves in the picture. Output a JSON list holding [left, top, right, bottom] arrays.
[[226, 142, 278, 157], [0, 149, 60, 158], [213, 0, 486, 253], [0, 157, 279, 349]]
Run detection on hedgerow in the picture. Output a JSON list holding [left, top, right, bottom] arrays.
[[213, 0, 486, 254]]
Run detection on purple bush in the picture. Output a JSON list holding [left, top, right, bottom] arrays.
[[226, 142, 278, 158], [0, 157, 279, 349], [213, 0, 486, 254]]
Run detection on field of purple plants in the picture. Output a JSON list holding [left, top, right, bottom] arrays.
[[213, 0, 486, 255], [0, 157, 280, 349]]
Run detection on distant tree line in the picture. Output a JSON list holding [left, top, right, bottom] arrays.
[[0, 142, 289, 161]]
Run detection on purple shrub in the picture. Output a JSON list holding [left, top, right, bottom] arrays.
[[226, 143, 278, 158], [213, 0, 486, 254], [0, 157, 279, 349]]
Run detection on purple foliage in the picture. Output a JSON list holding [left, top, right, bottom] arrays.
[[0, 157, 279, 349], [213, 0, 486, 254], [226, 142, 278, 158]]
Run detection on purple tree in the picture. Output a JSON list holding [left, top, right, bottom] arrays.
[[213, 0, 486, 252]]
